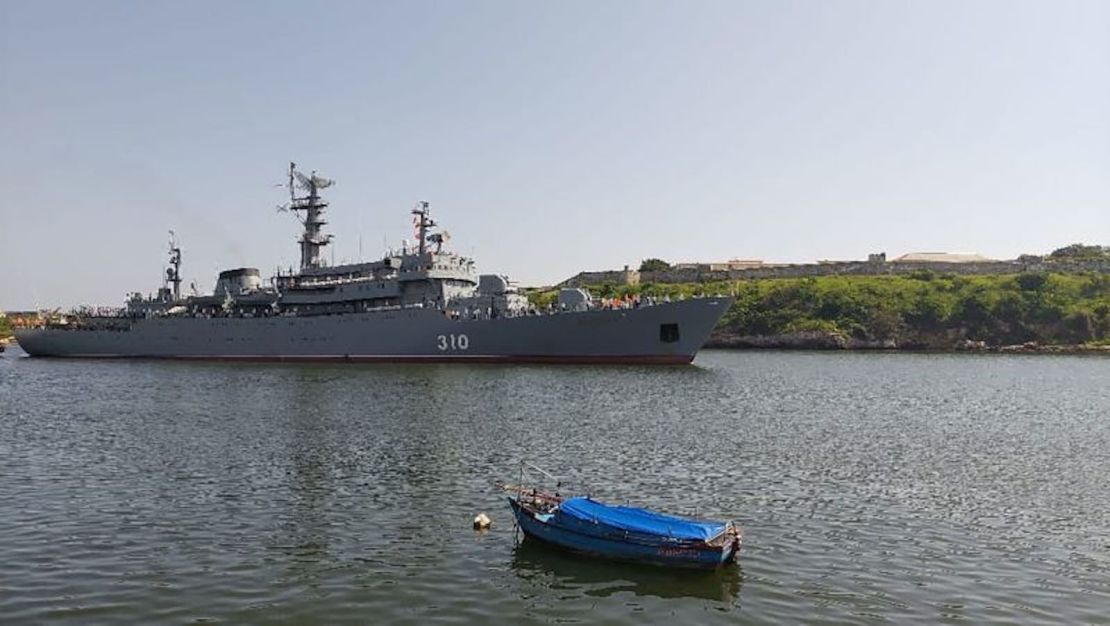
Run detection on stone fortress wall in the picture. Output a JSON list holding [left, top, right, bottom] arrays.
[[559, 257, 1110, 288]]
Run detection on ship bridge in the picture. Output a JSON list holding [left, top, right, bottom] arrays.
[[269, 173, 483, 315]]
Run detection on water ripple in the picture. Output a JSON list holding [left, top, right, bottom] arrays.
[[1, 349, 1109, 623]]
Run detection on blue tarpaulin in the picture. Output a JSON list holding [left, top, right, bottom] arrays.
[[559, 497, 726, 541]]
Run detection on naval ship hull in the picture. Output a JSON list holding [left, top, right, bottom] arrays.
[[15, 298, 731, 364]]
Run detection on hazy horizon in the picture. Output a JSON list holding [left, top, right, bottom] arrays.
[[2, 0, 1108, 310]]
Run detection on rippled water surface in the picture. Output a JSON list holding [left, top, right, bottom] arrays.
[[2, 347, 1109, 624]]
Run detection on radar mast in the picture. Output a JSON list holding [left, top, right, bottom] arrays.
[[281, 162, 334, 270], [412, 201, 441, 255], [166, 230, 182, 301]]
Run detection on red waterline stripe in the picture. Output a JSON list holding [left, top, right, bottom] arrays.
[[46, 353, 695, 365]]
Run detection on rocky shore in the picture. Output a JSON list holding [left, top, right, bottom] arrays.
[[706, 329, 1110, 354]]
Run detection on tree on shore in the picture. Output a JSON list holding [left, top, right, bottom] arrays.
[[639, 258, 671, 272], [1050, 244, 1110, 260], [528, 272, 1110, 348]]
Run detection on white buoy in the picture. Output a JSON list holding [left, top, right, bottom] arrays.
[[473, 513, 492, 530]]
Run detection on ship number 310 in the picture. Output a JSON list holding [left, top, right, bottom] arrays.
[[436, 334, 469, 351]]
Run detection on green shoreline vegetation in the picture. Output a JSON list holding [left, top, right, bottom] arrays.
[[529, 271, 1110, 351], [530, 244, 1110, 351]]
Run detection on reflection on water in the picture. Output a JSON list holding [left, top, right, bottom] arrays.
[[511, 538, 743, 604], [270, 371, 338, 586]]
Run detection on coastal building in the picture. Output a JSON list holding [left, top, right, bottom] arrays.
[[3, 311, 43, 331]]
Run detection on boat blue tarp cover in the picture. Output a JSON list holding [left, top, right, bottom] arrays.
[[559, 497, 726, 542]]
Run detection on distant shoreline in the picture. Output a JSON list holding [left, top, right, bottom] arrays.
[[706, 330, 1110, 354], [546, 271, 1110, 356]]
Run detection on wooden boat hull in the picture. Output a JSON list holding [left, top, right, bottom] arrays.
[[508, 498, 739, 569]]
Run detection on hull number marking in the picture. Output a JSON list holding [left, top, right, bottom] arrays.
[[436, 334, 469, 351]]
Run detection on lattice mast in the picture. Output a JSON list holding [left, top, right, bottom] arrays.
[[166, 231, 182, 300], [412, 201, 450, 254], [283, 162, 335, 270], [413, 201, 433, 255]]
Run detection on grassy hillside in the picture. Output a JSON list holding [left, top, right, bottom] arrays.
[[530, 272, 1110, 348]]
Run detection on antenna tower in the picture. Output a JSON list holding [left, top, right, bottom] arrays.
[[166, 230, 182, 300], [412, 201, 437, 256], [282, 162, 335, 270]]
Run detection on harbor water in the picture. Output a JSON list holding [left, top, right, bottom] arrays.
[[1, 347, 1108, 624]]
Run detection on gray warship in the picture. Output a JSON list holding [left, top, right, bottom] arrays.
[[16, 164, 732, 363]]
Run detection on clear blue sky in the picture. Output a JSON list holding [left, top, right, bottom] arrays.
[[1, 0, 1107, 309]]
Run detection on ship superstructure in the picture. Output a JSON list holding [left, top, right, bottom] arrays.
[[15, 164, 731, 363]]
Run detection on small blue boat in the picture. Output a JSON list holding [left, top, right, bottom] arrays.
[[505, 486, 742, 569]]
